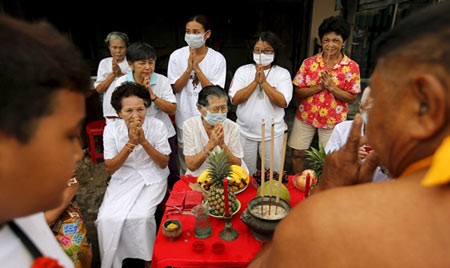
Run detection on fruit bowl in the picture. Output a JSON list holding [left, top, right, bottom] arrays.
[[161, 219, 182, 241], [207, 199, 241, 219], [197, 165, 250, 194]]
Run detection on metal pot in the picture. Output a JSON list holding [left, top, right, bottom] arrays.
[[240, 196, 290, 241]]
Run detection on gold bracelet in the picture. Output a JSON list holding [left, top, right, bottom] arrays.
[[127, 142, 136, 148]]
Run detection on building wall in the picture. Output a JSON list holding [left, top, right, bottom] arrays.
[[308, 0, 340, 56]]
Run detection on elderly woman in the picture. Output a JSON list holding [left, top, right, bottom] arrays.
[[288, 16, 361, 174], [96, 81, 170, 268], [183, 85, 246, 176]]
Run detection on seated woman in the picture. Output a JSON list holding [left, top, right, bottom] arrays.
[[182, 85, 247, 176], [95, 81, 171, 268]]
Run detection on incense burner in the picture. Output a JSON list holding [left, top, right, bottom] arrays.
[[240, 196, 290, 241]]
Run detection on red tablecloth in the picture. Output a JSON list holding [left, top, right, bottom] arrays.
[[151, 176, 305, 268]]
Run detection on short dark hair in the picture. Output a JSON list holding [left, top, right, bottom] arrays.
[[197, 85, 228, 107], [318, 16, 351, 41], [111, 81, 151, 114], [126, 42, 157, 63], [373, 2, 450, 73], [249, 31, 284, 65], [0, 15, 91, 143]]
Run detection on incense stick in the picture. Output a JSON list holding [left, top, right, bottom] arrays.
[[268, 118, 275, 215], [260, 119, 266, 215], [275, 130, 288, 214]]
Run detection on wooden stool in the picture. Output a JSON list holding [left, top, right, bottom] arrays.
[[85, 119, 106, 164]]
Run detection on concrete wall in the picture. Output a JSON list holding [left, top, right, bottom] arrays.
[[308, 0, 340, 56]]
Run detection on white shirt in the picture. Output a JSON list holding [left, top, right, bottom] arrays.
[[229, 64, 293, 140], [116, 72, 177, 138], [95, 57, 132, 118], [182, 116, 247, 177], [325, 120, 390, 182], [0, 213, 74, 268], [103, 117, 171, 185], [168, 46, 226, 130]]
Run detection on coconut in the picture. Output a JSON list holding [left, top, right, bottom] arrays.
[[256, 180, 290, 202]]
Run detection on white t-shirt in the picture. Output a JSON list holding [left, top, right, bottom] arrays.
[[0, 212, 74, 268], [95, 57, 132, 118], [228, 64, 293, 140], [182, 116, 247, 177], [116, 72, 177, 138], [167, 46, 226, 130], [325, 120, 390, 182]]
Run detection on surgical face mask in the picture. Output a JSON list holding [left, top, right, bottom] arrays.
[[185, 33, 206, 49], [253, 53, 274, 66], [203, 110, 227, 126], [361, 112, 369, 125]]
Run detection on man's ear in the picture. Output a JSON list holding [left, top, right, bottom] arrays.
[[409, 74, 446, 139]]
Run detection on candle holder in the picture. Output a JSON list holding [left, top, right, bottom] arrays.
[[219, 215, 238, 241]]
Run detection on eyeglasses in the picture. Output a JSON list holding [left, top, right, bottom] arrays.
[[253, 49, 274, 55], [206, 104, 228, 113]]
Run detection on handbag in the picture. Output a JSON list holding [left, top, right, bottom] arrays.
[[51, 199, 92, 268]]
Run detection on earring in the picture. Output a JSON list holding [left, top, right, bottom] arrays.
[[419, 103, 428, 115]]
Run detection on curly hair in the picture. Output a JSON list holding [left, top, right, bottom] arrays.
[[318, 16, 351, 41]]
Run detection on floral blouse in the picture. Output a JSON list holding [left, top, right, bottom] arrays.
[[293, 52, 361, 129]]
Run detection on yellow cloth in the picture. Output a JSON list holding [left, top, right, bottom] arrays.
[[421, 136, 450, 187]]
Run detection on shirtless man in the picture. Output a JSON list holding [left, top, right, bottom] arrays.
[[249, 2, 450, 267]]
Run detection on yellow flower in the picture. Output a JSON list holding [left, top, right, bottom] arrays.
[[421, 136, 450, 186], [301, 112, 308, 120], [319, 94, 325, 103], [326, 117, 336, 125], [307, 96, 313, 103], [319, 108, 328, 117], [342, 66, 350, 73], [311, 62, 318, 72], [311, 105, 318, 113], [331, 100, 337, 108]]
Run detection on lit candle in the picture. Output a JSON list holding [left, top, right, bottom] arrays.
[[304, 173, 311, 198], [223, 178, 230, 217]]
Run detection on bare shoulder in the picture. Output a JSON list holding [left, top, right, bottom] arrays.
[[257, 179, 450, 267]]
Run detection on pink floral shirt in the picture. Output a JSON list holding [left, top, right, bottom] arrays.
[[293, 52, 360, 129]]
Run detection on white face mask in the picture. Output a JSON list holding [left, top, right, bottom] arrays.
[[253, 53, 274, 67], [185, 33, 206, 49]]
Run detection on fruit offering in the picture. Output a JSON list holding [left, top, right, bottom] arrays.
[[202, 149, 240, 217], [293, 169, 318, 191], [252, 169, 289, 187], [197, 164, 250, 193]]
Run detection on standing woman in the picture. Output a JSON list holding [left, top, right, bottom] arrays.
[[168, 14, 227, 174], [96, 82, 170, 268], [94, 31, 132, 124], [288, 16, 361, 174], [228, 31, 293, 176]]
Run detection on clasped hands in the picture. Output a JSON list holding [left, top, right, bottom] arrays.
[[112, 59, 123, 77], [127, 115, 146, 146], [254, 64, 267, 85], [206, 123, 225, 153]]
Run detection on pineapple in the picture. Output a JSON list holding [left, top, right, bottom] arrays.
[[304, 143, 327, 183], [206, 149, 239, 217]]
